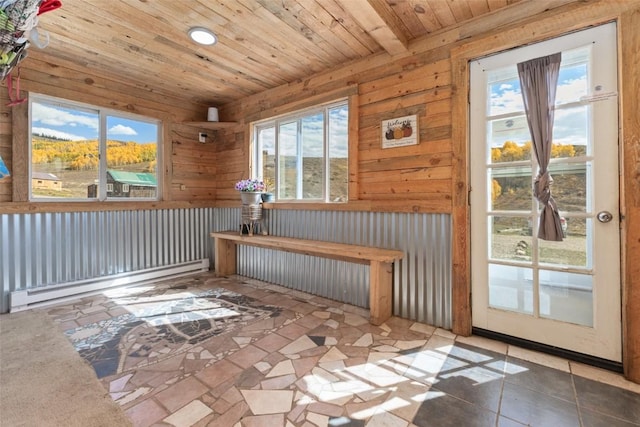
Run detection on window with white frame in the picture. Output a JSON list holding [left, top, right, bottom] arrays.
[[253, 100, 348, 202], [29, 94, 160, 201]]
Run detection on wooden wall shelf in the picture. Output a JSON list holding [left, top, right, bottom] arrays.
[[183, 121, 238, 129]]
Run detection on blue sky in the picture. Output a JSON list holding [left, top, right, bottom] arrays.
[[31, 101, 158, 144], [259, 105, 348, 158]]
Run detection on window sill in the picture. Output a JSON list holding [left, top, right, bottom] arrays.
[[262, 200, 371, 211]]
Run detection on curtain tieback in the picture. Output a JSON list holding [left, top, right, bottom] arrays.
[[534, 171, 553, 205]]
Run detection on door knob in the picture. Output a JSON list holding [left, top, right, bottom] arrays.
[[597, 211, 613, 223]]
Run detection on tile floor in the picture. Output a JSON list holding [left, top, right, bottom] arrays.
[[45, 272, 640, 427]]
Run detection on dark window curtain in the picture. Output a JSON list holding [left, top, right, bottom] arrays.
[[517, 53, 563, 241]]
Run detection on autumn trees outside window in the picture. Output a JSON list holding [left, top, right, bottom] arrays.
[[29, 94, 160, 201]]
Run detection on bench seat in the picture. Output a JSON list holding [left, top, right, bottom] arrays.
[[210, 231, 404, 325]]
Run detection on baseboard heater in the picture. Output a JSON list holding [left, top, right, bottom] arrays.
[[10, 259, 210, 312]]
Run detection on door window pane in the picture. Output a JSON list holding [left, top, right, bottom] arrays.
[[552, 105, 589, 155], [490, 166, 532, 211], [488, 117, 531, 157], [488, 264, 533, 314], [539, 270, 593, 326], [490, 216, 532, 262], [539, 218, 591, 268], [548, 162, 589, 213]]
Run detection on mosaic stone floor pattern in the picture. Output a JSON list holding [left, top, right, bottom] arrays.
[[46, 272, 640, 427]]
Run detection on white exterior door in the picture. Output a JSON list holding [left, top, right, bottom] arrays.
[[470, 23, 621, 362]]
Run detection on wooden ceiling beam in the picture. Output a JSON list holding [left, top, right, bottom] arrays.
[[338, 0, 410, 55]]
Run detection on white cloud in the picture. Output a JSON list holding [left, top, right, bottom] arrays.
[[490, 87, 524, 116], [32, 127, 86, 141], [331, 107, 348, 120], [109, 124, 138, 136], [556, 76, 587, 104], [553, 108, 587, 146], [32, 102, 98, 130]]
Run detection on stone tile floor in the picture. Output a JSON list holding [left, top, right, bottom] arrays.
[[46, 272, 640, 427]]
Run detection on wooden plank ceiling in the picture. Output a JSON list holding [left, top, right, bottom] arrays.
[[31, 0, 522, 107]]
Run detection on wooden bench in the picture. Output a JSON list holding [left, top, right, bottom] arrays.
[[210, 231, 404, 325]]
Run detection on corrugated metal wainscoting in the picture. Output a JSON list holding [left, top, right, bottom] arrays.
[[1, 208, 452, 328], [0, 208, 216, 313], [213, 209, 452, 329]]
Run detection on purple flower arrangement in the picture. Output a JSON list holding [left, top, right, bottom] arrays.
[[235, 178, 265, 192]]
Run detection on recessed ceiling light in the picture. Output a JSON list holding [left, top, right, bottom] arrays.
[[188, 27, 217, 46]]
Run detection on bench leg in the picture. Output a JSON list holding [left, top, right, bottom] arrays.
[[214, 238, 237, 276], [369, 261, 393, 326]]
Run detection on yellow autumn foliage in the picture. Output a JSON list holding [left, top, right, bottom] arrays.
[[493, 140, 575, 162], [31, 137, 156, 170], [491, 179, 502, 202]]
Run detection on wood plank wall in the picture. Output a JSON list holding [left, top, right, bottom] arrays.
[[620, 6, 640, 385], [218, 49, 454, 213], [0, 85, 11, 202], [0, 55, 218, 209]]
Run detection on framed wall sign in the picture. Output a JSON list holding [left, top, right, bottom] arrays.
[[381, 114, 418, 149]]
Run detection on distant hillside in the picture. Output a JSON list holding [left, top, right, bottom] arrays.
[[32, 137, 156, 170], [263, 155, 348, 201]]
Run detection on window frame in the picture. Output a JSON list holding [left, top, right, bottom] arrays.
[[251, 99, 349, 203], [28, 93, 162, 202]]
